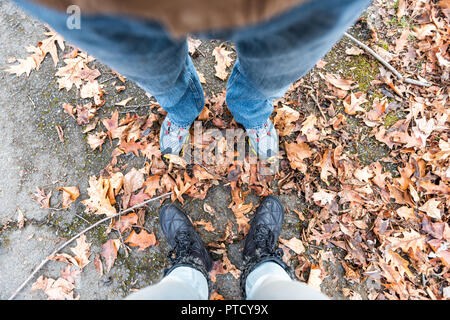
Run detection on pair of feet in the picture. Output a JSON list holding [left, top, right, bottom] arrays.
[[159, 116, 279, 160], [159, 195, 292, 298]]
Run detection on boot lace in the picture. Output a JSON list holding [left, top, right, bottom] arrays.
[[168, 231, 192, 264], [253, 224, 283, 258]]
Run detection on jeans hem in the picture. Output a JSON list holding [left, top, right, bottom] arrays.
[[244, 118, 271, 130]]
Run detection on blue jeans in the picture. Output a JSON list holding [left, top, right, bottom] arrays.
[[15, 0, 371, 129]]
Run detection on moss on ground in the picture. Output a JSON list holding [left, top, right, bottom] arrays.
[[324, 41, 381, 98], [115, 249, 168, 293], [320, 38, 401, 169], [384, 110, 406, 129]]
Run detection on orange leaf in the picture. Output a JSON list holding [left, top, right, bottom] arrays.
[[114, 213, 138, 233], [101, 239, 118, 273], [324, 73, 354, 90], [125, 230, 157, 251]]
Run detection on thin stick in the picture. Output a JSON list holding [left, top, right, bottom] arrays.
[[404, 78, 431, 86], [308, 90, 327, 120], [111, 227, 130, 258], [343, 32, 432, 87], [8, 191, 172, 300]]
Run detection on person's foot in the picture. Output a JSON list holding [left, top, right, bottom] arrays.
[[246, 119, 279, 160], [242, 195, 284, 260], [240, 195, 294, 298], [159, 116, 191, 156], [159, 204, 213, 274]]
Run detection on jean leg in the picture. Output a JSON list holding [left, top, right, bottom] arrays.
[[246, 261, 329, 300], [125, 266, 209, 300], [13, 0, 205, 127], [226, 0, 371, 128]]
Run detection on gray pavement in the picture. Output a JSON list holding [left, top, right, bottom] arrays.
[[0, 0, 124, 299]]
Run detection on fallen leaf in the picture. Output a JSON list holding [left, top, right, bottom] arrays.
[[312, 188, 336, 206], [114, 213, 138, 233], [59, 186, 80, 209], [6, 30, 64, 76], [81, 176, 117, 217], [203, 203, 215, 215], [125, 230, 157, 251], [102, 109, 120, 139], [316, 59, 327, 68], [273, 106, 300, 136], [141, 142, 162, 160], [187, 36, 202, 55], [119, 139, 143, 157], [87, 130, 108, 151], [195, 219, 215, 232], [32, 275, 77, 300], [345, 47, 364, 55], [395, 28, 410, 53], [307, 265, 323, 291], [354, 166, 373, 183], [413, 24, 437, 40], [324, 73, 354, 90], [17, 208, 26, 229], [70, 234, 92, 269], [222, 251, 241, 279], [55, 125, 64, 142], [210, 292, 225, 300], [143, 175, 161, 197], [317, 149, 336, 184], [343, 91, 368, 115], [32, 187, 52, 209], [279, 237, 305, 254], [198, 106, 212, 121], [212, 44, 233, 80], [299, 114, 321, 142], [396, 206, 416, 220], [115, 96, 133, 107], [419, 198, 442, 220], [285, 142, 314, 172], [101, 239, 119, 273], [94, 254, 103, 276], [193, 165, 218, 181], [60, 264, 81, 283]]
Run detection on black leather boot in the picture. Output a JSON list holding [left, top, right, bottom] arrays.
[[240, 195, 296, 298], [159, 204, 213, 292]]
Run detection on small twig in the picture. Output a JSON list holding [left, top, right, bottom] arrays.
[[343, 32, 431, 87], [404, 78, 430, 86], [196, 47, 206, 57], [343, 32, 403, 80], [74, 213, 90, 224], [99, 76, 117, 84], [48, 207, 65, 212], [111, 227, 130, 258], [308, 90, 327, 120], [8, 191, 172, 300], [38, 180, 63, 189], [121, 104, 153, 108], [27, 95, 37, 109]]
